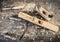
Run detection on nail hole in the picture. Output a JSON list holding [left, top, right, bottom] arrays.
[[42, 11, 46, 15], [38, 20, 41, 24], [48, 15, 53, 18]]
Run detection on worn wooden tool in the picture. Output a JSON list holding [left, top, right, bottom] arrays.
[[18, 12, 59, 32], [36, 7, 53, 21]]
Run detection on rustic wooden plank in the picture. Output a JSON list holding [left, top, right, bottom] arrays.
[[18, 12, 59, 32]]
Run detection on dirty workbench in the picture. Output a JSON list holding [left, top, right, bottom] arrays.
[[0, 0, 60, 42]]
